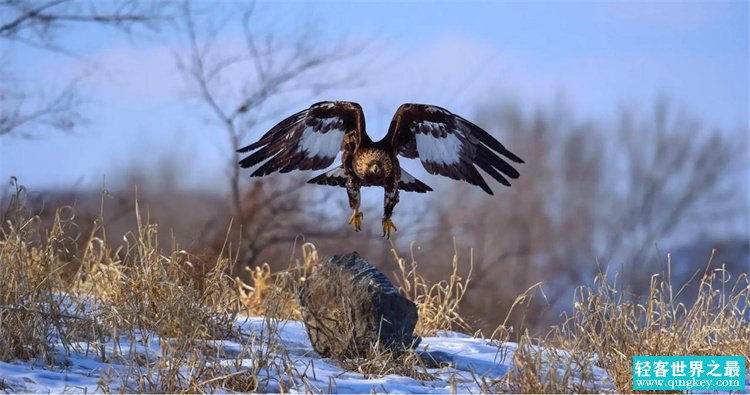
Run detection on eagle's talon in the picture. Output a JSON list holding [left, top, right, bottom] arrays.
[[348, 210, 364, 232], [382, 218, 397, 239]]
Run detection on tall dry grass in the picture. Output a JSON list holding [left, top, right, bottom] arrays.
[[1, 178, 748, 393], [1, 179, 254, 392], [483, 254, 750, 393], [0, 178, 89, 363], [392, 242, 474, 336], [555, 255, 750, 392]]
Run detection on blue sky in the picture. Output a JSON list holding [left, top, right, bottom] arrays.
[[1, 0, 748, 192]]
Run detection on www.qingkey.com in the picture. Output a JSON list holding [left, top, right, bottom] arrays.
[[635, 378, 742, 390]]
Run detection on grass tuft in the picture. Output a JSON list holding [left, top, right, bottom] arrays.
[[392, 242, 474, 336]]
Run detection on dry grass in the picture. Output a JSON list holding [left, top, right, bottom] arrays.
[[1, 178, 748, 393], [479, 254, 750, 393], [1, 181, 257, 392], [335, 340, 436, 382], [553, 255, 750, 392], [0, 179, 89, 363], [392, 242, 474, 336], [236, 242, 319, 321]]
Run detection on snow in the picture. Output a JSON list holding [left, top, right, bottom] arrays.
[[0, 315, 708, 393]]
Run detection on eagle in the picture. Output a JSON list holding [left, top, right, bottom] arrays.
[[238, 101, 523, 239]]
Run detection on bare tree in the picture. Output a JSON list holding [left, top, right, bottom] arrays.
[[603, 98, 743, 287], [0, 0, 172, 137], [417, 96, 744, 334], [0, 76, 83, 137], [174, 3, 366, 268]]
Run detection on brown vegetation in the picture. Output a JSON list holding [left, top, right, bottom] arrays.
[[1, 178, 748, 393]]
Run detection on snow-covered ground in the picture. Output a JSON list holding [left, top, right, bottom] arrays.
[[0, 316, 613, 393]]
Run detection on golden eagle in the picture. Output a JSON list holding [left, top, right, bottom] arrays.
[[238, 101, 523, 238]]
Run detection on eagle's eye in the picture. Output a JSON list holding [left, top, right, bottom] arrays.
[[368, 162, 381, 174]]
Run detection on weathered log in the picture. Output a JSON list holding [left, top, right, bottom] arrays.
[[297, 252, 421, 359]]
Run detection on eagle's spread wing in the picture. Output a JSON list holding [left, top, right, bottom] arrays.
[[385, 103, 523, 195], [238, 101, 364, 176]]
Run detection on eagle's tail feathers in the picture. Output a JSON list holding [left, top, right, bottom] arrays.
[[398, 168, 433, 193], [307, 166, 433, 193], [307, 166, 347, 187]]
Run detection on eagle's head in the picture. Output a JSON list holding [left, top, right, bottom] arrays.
[[367, 160, 383, 176]]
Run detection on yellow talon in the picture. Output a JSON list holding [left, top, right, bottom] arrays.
[[348, 210, 364, 232], [382, 218, 397, 239]]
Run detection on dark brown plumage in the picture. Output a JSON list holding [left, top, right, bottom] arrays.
[[238, 101, 523, 238]]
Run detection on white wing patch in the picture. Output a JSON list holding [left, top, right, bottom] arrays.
[[299, 120, 344, 158], [415, 125, 462, 165]]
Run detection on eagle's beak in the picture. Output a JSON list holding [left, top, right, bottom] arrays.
[[369, 163, 381, 174]]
